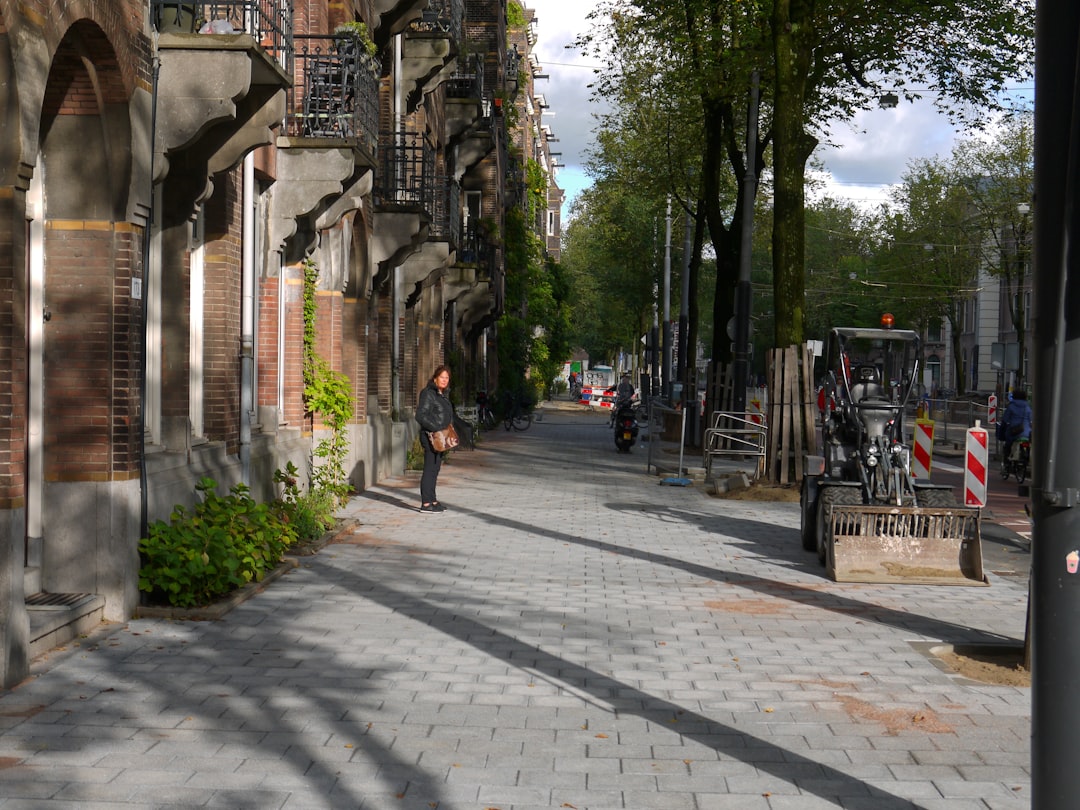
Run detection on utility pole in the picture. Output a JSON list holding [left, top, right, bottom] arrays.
[[678, 210, 692, 406], [732, 71, 760, 415], [1031, 2, 1080, 806], [662, 196, 673, 398]]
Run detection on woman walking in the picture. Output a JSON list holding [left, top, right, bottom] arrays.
[[415, 365, 454, 513]]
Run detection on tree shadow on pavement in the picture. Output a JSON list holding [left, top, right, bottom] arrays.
[[473, 500, 1020, 649], [319, 558, 936, 810]]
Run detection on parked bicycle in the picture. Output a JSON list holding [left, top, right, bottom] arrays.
[[501, 390, 533, 431], [475, 391, 497, 430]]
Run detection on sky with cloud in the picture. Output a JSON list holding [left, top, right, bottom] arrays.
[[528, 0, 1033, 215]]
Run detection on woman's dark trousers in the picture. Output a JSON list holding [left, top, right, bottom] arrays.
[[420, 432, 443, 503]]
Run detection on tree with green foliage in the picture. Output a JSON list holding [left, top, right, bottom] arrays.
[[885, 158, 984, 395], [769, 0, 1033, 347], [951, 114, 1035, 387], [561, 170, 666, 368], [801, 198, 887, 339], [579, 0, 764, 365], [497, 199, 573, 401]]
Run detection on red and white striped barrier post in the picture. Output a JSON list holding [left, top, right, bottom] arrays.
[[987, 393, 998, 427], [913, 418, 934, 479], [964, 422, 989, 507]]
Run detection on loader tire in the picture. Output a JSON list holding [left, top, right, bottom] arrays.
[[817, 486, 861, 566], [918, 488, 957, 508]]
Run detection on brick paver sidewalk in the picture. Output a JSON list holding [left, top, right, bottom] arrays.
[[0, 405, 1030, 809]]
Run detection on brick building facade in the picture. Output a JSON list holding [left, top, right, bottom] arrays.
[[0, 0, 560, 687]]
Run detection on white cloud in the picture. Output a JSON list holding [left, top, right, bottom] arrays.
[[528, 0, 608, 209], [526, 1, 1025, 216], [812, 101, 962, 208]]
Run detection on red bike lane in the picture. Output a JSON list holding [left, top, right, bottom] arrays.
[[926, 449, 1032, 578]]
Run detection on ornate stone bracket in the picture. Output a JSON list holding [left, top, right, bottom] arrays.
[[268, 146, 364, 255], [399, 241, 451, 291], [400, 35, 457, 112], [370, 211, 429, 293], [154, 37, 290, 183], [372, 0, 428, 44]]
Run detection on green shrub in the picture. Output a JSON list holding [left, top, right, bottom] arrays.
[[274, 462, 337, 543], [138, 477, 299, 608], [407, 436, 424, 470]]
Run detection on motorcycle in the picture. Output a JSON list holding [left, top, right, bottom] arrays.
[[613, 400, 639, 452], [1001, 435, 1031, 484]]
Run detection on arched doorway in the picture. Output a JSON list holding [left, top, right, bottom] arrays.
[[28, 20, 143, 615]]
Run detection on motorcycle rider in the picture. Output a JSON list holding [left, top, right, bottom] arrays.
[[610, 373, 635, 426], [1000, 389, 1033, 461]]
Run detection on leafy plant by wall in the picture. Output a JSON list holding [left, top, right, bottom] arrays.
[[138, 478, 298, 607], [302, 259, 354, 504]]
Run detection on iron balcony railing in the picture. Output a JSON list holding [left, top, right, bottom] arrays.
[[285, 35, 379, 155], [458, 227, 496, 279], [429, 177, 461, 245], [151, 1, 293, 64], [446, 54, 483, 100], [409, 0, 464, 41], [373, 125, 435, 210]]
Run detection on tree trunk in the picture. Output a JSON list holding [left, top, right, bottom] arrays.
[[771, 0, 819, 349], [702, 99, 737, 365]]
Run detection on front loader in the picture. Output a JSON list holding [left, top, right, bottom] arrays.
[[800, 316, 986, 585]]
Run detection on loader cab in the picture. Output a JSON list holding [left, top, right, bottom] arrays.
[[820, 325, 922, 450]]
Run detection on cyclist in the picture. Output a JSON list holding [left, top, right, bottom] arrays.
[[1000, 389, 1032, 462]]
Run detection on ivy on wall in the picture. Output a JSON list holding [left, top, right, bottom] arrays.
[[302, 259, 354, 503]]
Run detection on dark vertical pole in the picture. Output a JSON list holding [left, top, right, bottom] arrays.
[[679, 211, 692, 402], [1032, 2, 1080, 806], [732, 71, 760, 416], [662, 197, 673, 398]]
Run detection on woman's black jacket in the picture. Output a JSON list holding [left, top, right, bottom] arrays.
[[416, 382, 454, 432]]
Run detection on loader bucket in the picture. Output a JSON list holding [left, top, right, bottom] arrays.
[[825, 505, 987, 586]]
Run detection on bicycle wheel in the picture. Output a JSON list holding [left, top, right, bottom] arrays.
[[481, 410, 496, 430], [513, 412, 532, 431]]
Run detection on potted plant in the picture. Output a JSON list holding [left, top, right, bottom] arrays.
[[332, 21, 378, 58]]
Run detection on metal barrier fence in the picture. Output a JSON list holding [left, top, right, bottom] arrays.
[[703, 411, 768, 480], [907, 396, 998, 447]]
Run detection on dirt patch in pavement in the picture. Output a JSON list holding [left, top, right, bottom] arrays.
[[704, 598, 794, 614], [835, 694, 956, 735], [934, 647, 1030, 687], [713, 482, 801, 502]]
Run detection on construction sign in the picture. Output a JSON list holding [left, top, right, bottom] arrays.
[[913, 418, 934, 479]]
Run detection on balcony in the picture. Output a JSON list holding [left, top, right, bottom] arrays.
[[151, 0, 293, 186], [446, 54, 482, 100], [445, 55, 492, 177], [409, 0, 463, 41], [152, 1, 292, 57], [399, 0, 464, 110], [392, 167, 456, 293], [373, 127, 435, 211], [282, 35, 380, 161], [370, 125, 437, 292], [429, 177, 461, 247], [456, 227, 496, 278]]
